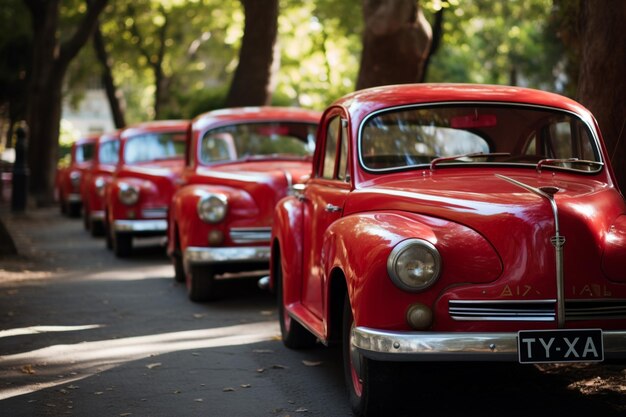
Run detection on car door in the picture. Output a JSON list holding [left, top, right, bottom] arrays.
[[301, 111, 351, 319]]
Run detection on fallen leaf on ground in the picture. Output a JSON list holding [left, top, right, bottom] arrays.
[[223, 387, 236, 392], [295, 407, 308, 412], [271, 364, 287, 369], [94, 392, 103, 395], [240, 384, 251, 388], [194, 398, 204, 402], [120, 413, 132, 416], [252, 349, 274, 354], [259, 310, 273, 316], [20, 364, 35, 374], [146, 362, 162, 369], [193, 313, 206, 319], [256, 368, 265, 373], [302, 360, 322, 367]]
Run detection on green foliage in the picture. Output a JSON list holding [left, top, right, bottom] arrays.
[[424, 0, 567, 94]]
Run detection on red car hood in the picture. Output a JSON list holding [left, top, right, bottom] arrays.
[[194, 160, 311, 224], [121, 159, 185, 180], [347, 170, 626, 293]]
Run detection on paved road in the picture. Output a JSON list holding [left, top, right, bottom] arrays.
[[0, 208, 625, 417]]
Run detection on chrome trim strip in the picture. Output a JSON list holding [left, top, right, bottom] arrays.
[[184, 246, 270, 267], [495, 174, 565, 328], [353, 327, 626, 361], [229, 227, 272, 244], [449, 299, 556, 321], [113, 219, 168, 233], [141, 207, 168, 219]]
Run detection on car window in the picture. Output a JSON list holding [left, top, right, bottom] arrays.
[[322, 117, 340, 179], [124, 132, 186, 164], [75, 142, 96, 163], [198, 122, 317, 165], [99, 140, 119, 165], [360, 105, 601, 173]]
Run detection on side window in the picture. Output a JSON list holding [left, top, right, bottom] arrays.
[[337, 119, 349, 181], [322, 116, 340, 179]]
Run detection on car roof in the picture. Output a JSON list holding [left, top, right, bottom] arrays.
[[333, 83, 593, 125], [120, 120, 190, 140], [192, 106, 322, 132]]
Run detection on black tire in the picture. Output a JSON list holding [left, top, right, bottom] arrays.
[[104, 216, 113, 249], [343, 295, 398, 417], [83, 206, 90, 230], [68, 202, 81, 218], [90, 221, 105, 237], [113, 232, 132, 257], [173, 251, 185, 283], [276, 253, 317, 349], [186, 265, 217, 302], [60, 198, 67, 215]]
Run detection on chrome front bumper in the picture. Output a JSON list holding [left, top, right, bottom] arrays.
[[184, 246, 270, 267], [113, 219, 168, 233], [353, 327, 626, 362], [90, 210, 105, 222]]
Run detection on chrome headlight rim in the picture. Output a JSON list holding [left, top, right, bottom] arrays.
[[69, 170, 81, 187], [94, 177, 106, 196], [118, 182, 140, 206], [387, 238, 441, 292], [197, 193, 228, 224]]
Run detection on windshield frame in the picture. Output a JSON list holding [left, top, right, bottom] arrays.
[[357, 101, 604, 175]]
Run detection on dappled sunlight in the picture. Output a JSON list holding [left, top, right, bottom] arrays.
[[0, 324, 103, 339], [0, 321, 280, 400], [86, 263, 173, 281]]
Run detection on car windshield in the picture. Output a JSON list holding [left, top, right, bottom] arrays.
[[124, 132, 186, 164], [360, 104, 601, 173], [199, 122, 317, 165], [75, 142, 96, 163]]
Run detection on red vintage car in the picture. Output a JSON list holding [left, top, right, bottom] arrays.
[[270, 84, 626, 416], [81, 131, 120, 236], [167, 107, 320, 301], [56, 135, 98, 217], [105, 120, 188, 257]]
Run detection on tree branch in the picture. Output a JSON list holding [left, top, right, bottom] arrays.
[[59, 0, 108, 67]]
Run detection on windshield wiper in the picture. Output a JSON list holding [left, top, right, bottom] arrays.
[[430, 152, 511, 170], [536, 158, 604, 173]]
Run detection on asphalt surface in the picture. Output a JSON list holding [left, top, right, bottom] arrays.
[[0, 207, 625, 417]]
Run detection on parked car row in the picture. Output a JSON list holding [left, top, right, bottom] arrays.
[[57, 85, 626, 417]]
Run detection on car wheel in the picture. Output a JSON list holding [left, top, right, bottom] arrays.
[[83, 205, 90, 230], [68, 202, 81, 218], [91, 221, 105, 237], [173, 251, 185, 283], [105, 220, 113, 250], [113, 232, 132, 257], [186, 265, 217, 302], [60, 198, 67, 215], [276, 253, 317, 349], [343, 294, 397, 417]]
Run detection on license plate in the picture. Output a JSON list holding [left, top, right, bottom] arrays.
[[518, 329, 603, 364]]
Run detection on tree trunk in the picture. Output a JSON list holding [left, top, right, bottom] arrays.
[[225, 0, 279, 107], [576, 0, 626, 191], [93, 22, 126, 129], [356, 0, 432, 90], [23, 0, 108, 206]]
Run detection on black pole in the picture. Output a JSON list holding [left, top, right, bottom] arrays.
[[11, 124, 29, 212]]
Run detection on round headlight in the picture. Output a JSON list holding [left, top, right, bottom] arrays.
[[69, 171, 81, 187], [118, 183, 139, 205], [95, 177, 106, 196], [197, 193, 228, 223], [387, 239, 441, 292]]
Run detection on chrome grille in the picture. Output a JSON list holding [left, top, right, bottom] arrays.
[[142, 207, 168, 219], [449, 300, 556, 321], [565, 300, 626, 320], [229, 227, 271, 244]]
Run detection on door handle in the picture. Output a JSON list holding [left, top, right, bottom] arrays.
[[325, 204, 342, 213]]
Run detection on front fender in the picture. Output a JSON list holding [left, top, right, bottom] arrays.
[[107, 177, 159, 221], [270, 196, 303, 300], [322, 211, 502, 330], [170, 184, 258, 252]]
